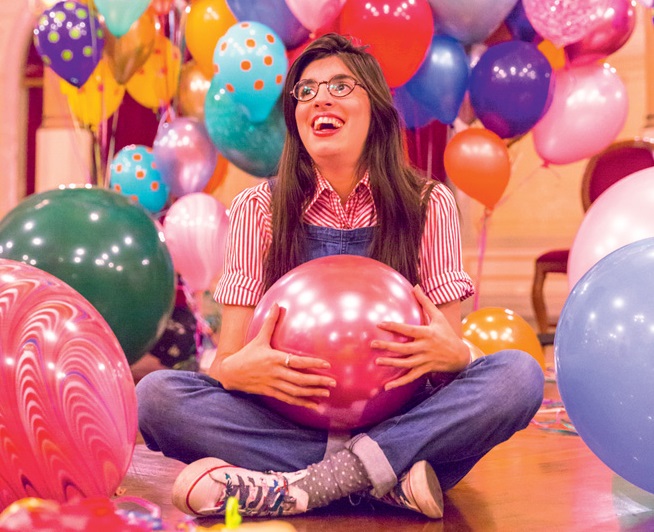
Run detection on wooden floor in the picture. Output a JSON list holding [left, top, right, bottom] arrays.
[[119, 346, 654, 531]]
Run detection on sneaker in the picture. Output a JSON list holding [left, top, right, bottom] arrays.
[[172, 457, 310, 517], [374, 460, 444, 519]]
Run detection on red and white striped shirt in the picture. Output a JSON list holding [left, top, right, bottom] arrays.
[[215, 172, 474, 307]]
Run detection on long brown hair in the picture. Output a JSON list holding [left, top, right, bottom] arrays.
[[263, 33, 433, 290]]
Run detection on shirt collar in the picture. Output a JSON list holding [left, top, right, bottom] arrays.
[[305, 168, 371, 211]]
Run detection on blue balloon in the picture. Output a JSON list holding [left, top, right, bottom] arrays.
[[555, 237, 654, 495], [404, 35, 470, 125], [393, 85, 436, 130], [469, 40, 553, 139], [505, 1, 542, 43], [226, 0, 309, 49], [204, 78, 286, 177]]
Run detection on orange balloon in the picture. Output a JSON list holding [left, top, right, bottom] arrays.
[[60, 58, 125, 129], [125, 34, 181, 110], [103, 11, 156, 84], [538, 39, 567, 70], [462, 307, 545, 371], [185, 0, 237, 78], [203, 154, 229, 194], [444, 128, 510, 210], [178, 60, 211, 120]]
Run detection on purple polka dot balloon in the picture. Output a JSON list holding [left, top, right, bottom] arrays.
[[33, 0, 104, 87]]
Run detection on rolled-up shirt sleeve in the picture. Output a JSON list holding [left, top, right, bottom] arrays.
[[214, 183, 272, 307], [420, 183, 475, 305]]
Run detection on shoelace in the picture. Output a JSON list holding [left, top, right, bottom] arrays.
[[222, 472, 293, 516]]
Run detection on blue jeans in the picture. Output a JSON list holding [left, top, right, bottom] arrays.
[[137, 349, 543, 495]]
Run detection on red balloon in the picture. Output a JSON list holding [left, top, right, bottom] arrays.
[[247, 255, 426, 430], [0, 260, 137, 511], [339, 0, 434, 88]]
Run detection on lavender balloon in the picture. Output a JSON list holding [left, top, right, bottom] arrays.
[[33, 1, 104, 87], [153, 117, 219, 198]]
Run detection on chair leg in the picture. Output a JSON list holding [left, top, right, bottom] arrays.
[[531, 264, 549, 335]]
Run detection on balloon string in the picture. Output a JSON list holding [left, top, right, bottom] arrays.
[[473, 209, 492, 311], [180, 279, 215, 361], [426, 122, 433, 180], [105, 106, 122, 189]]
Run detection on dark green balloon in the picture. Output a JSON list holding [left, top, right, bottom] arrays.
[[0, 187, 175, 364]]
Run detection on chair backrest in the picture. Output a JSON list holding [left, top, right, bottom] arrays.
[[581, 138, 654, 211]]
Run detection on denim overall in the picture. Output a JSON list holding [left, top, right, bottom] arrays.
[[137, 223, 543, 496]]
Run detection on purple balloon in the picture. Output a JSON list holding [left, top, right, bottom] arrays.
[[153, 117, 219, 198], [505, 1, 542, 43], [564, 0, 636, 67], [33, 1, 104, 87], [469, 40, 553, 139]]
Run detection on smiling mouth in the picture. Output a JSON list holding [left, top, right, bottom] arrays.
[[313, 116, 344, 131]]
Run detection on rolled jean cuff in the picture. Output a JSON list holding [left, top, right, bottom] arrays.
[[346, 433, 397, 497]]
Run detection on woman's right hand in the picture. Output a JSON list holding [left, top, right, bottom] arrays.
[[217, 304, 337, 410]]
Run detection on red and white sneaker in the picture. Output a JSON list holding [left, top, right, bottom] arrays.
[[172, 457, 309, 517], [374, 460, 444, 519]]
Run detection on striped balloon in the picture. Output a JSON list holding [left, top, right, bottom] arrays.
[[0, 259, 137, 510]]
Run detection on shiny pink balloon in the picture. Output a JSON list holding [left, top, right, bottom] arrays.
[[163, 193, 229, 292], [523, 0, 608, 47], [285, 0, 346, 32], [153, 117, 219, 198], [247, 255, 426, 430], [568, 167, 654, 289], [0, 259, 137, 511], [565, 0, 636, 66], [532, 63, 627, 166]]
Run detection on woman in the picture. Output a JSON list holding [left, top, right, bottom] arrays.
[[136, 33, 544, 520]]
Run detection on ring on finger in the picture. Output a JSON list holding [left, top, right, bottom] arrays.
[[285, 353, 292, 367]]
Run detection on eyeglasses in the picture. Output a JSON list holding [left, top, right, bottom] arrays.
[[291, 75, 363, 102]]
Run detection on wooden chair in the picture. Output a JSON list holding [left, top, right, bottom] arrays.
[[531, 138, 654, 336]]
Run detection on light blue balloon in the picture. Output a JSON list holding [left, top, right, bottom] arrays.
[[404, 35, 470, 125], [204, 79, 286, 177], [555, 237, 654, 495], [94, 0, 150, 38], [213, 21, 288, 123], [109, 145, 169, 213]]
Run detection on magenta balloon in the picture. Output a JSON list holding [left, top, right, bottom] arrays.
[[532, 63, 627, 166], [153, 117, 219, 198], [568, 168, 654, 289], [565, 0, 636, 66], [163, 193, 229, 292], [246, 255, 426, 430], [285, 0, 346, 32], [0, 259, 137, 510]]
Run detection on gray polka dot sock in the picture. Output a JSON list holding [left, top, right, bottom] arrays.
[[294, 449, 370, 509]]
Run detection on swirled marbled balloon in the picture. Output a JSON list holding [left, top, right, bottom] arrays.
[[0, 259, 137, 511]]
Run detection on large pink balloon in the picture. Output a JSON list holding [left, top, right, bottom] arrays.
[[523, 0, 607, 48], [565, 0, 636, 66], [285, 0, 346, 32], [532, 63, 627, 166], [0, 259, 137, 511], [246, 255, 426, 430], [163, 193, 229, 292], [568, 168, 654, 289]]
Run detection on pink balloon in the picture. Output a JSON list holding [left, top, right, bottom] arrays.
[[532, 63, 627, 166], [0, 259, 137, 511], [523, 0, 608, 47], [163, 193, 229, 292], [285, 0, 346, 32], [153, 117, 219, 198], [568, 168, 654, 289], [565, 0, 636, 66], [246, 255, 426, 430]]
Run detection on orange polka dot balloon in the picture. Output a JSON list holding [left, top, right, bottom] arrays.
[[109, 145, 169, 213], [213, 21, 287, 123]]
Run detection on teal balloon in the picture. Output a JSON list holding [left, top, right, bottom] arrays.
[[94, 0, 150, 38], [0, 187, 175, 364], [205, 79, 286, 177]]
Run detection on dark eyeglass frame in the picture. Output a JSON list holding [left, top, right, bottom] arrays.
[[291, 75, 363, 102]]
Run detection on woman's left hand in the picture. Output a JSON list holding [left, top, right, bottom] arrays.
[[372, 285, 470, 390]]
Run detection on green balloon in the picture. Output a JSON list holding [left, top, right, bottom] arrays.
[[0, 187, 175, 364]]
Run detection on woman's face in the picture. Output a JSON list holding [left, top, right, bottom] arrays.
[[294, 56, 371, 172]]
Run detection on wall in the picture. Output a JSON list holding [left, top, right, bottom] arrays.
[[0, 0, 648, 322]]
